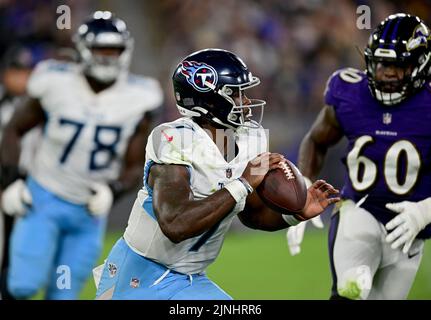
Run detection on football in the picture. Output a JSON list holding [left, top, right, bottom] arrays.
[[257, 159, 308, 214]]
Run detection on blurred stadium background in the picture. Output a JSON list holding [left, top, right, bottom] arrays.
[[1, 0, 431, 299]]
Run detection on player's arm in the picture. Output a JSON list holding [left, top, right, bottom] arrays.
[[238, 192, 289, 231], [0, 97, 45, 188], [297, 104, 343, 179], [108, 110, 158, 199], [149, 153, 283, 243]]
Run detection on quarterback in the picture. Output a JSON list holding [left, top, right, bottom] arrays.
[[288, 14, 431, 299], [0, 11, 163, 299], [94, 48, 339, 300]]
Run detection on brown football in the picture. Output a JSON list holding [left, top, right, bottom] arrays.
[[256, 159, 307, 214]]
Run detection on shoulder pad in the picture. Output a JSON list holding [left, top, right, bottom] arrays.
[[35, 59, 75, 74], [27, 59, 76, 99], [324, 68, 366, 107], [124, 74, 164, 111], [127, 74, 160, 89], [146, 120, 195, 166]]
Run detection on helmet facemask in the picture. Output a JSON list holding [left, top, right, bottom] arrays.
[[217, 76, 265, 129], [365, 54, 417, 105]]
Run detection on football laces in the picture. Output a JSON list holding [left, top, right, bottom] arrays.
[[279, 161, 295, 180]]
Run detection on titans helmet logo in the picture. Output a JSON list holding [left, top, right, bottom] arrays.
[[180, 60, 218, 92]]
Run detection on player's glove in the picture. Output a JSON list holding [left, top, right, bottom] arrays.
[[385, 198, 431, 254], [286, 177, 324, 256], [1, 179, 32, 217], [88, 182, 114, 217], [286, 215, 324, 256]]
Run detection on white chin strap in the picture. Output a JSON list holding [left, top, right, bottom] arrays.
[[176, 105, 237, 130], [176, 104, 263, 130], [374, 89, 404, 106]]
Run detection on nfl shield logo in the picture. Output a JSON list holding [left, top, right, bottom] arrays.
[[383, 113, 392, 125], [226, 168, 232, 179]]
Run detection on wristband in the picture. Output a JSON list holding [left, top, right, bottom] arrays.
[[282, 214, 302, 226], [237, 177, 253, 194], [225, 179, 248, 203]]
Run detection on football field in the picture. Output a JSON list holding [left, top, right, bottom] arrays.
[[80, 229, 431, 300]]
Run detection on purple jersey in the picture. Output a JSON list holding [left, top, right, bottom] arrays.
[[325, 68, 431, 239]]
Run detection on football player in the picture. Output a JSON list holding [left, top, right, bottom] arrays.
[[287, 14, 431, 299], [94, 48, 339, 300], [0, 11, 163, 299]]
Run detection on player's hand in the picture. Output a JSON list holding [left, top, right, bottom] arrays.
[[299, 179, 340, 220], [1, 179, 32, 217], [286, 177, 325, 256], [88, 182, 114, 217], [385, 199, 431, 254], [286, 216, 324, 256], [241, 152, 285, 189]]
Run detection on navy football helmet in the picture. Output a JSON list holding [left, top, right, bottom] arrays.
[[365, 13, 431, 105], [73, 11, 133, 83], [172, 48, 265, 129]]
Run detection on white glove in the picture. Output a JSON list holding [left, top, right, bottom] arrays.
[[286, 215, 324, 256], [1, 179, 32, 217], [88, 183, 114, 217], [385, 199, 431, 254]]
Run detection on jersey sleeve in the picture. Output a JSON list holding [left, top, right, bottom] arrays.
[[323, 68, 366, 110], [26, 59, 70, 99], [127, 75, 164, 113], [323, 70, 343, 108], [146, 123, 194, 167]]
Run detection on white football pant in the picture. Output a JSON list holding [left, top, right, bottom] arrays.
[[329, 199, 424, 300]]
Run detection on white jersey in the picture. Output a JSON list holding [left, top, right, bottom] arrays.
[[27, 59, 163, 204], [124, 117, 268, 274]]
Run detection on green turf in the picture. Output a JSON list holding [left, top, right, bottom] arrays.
[[79, 229, 431, 300]]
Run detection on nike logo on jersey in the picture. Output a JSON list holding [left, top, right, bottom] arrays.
[[161, 130, 173, 142]]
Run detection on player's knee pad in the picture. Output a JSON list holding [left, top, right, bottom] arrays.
[[337, 265, 372, 300]]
